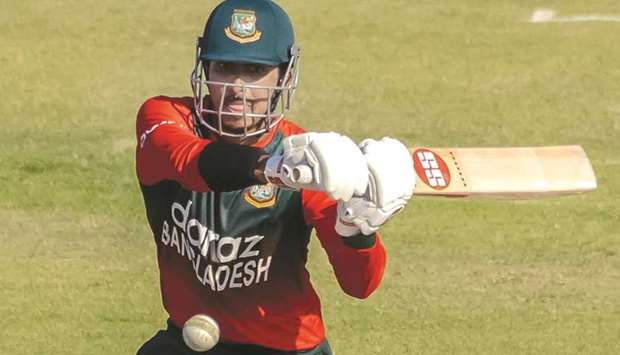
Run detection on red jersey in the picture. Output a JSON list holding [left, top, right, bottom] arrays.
[[135, 96, 386, 351]]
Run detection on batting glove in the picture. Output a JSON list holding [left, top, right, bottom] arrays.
[[335, 137, 416, 236], [264, 132, 368, 201]]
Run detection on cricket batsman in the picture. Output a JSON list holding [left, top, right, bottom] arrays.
[[135, 0, 415, 354]]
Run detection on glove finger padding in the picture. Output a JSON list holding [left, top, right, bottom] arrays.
[[265, 132, 368, 201], [360, 137, 415, 207], [336, 137, 415, 237], [338, 197, 405, 236], [310, 133, 368, 200]]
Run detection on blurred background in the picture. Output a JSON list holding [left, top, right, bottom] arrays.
[[1, 1, 618, 354]]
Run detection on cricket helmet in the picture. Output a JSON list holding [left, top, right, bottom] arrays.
[[190, 0, 301, 138]]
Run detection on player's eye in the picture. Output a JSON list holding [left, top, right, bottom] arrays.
[[247, 65, 267, 75], [214, 62, 232, 72], [210, 62, 273, 78]]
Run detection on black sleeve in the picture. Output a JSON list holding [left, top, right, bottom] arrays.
[[342, 232, 377, 249], [198, 141, 264, 191]]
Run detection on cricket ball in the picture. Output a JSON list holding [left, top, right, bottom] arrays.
[[182, 314, 220, 352]]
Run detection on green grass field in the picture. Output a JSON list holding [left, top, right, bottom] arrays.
[[1, 1, 619, 354]]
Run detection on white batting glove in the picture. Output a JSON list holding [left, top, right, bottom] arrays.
[[335, 137, 416, 236], [264, 132, 368, 201]]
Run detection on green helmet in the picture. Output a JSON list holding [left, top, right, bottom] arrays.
[[190, 0, 301, 138]]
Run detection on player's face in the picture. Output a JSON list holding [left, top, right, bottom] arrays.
[[207, 61, 280, 135]]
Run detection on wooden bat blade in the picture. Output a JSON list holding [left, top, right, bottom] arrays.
[[410, 146, 597, 199]]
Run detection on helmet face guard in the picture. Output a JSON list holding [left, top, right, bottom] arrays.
[[190, 42, 301, 138]]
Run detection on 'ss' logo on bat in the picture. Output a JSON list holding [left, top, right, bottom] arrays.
[[413, 149, 451, 190]]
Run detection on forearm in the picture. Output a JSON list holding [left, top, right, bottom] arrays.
[[328, 235, 386, 299], [198, 141, 268, 191], [315, 214, 387, 299]]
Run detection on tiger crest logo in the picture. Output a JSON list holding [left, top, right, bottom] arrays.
[[225, 9, 262, 44], [243, 184, 277, 208]]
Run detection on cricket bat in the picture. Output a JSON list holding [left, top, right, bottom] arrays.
[[411, 145, 597, 199]]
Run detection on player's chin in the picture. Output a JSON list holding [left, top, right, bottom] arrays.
[[219, 115, 264, 134], [221, 114, 252, 126]]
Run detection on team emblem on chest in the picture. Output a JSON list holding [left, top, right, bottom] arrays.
[[243, 184, 277, 208], [225, 9, 262, 44]]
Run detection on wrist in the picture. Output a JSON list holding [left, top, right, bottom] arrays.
[[335, 215, 361, 237], [263, 155, 289, 187], [253, 154, 270, 184]]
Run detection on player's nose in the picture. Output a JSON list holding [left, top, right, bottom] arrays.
[[229, 77, 248, 97]]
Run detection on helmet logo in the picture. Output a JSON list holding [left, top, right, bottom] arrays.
[[225, 9, 262, 44]]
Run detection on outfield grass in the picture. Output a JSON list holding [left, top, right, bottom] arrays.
[[1, 1, 619, 354]]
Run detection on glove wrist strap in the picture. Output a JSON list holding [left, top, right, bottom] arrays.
[[335, 216, 361, 237], [264, 155, 286, 186]]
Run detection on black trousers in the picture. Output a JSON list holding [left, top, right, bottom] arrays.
[[136, 320, 333, 355]]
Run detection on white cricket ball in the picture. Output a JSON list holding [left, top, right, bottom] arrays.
[[182, 314, 220, 352]]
